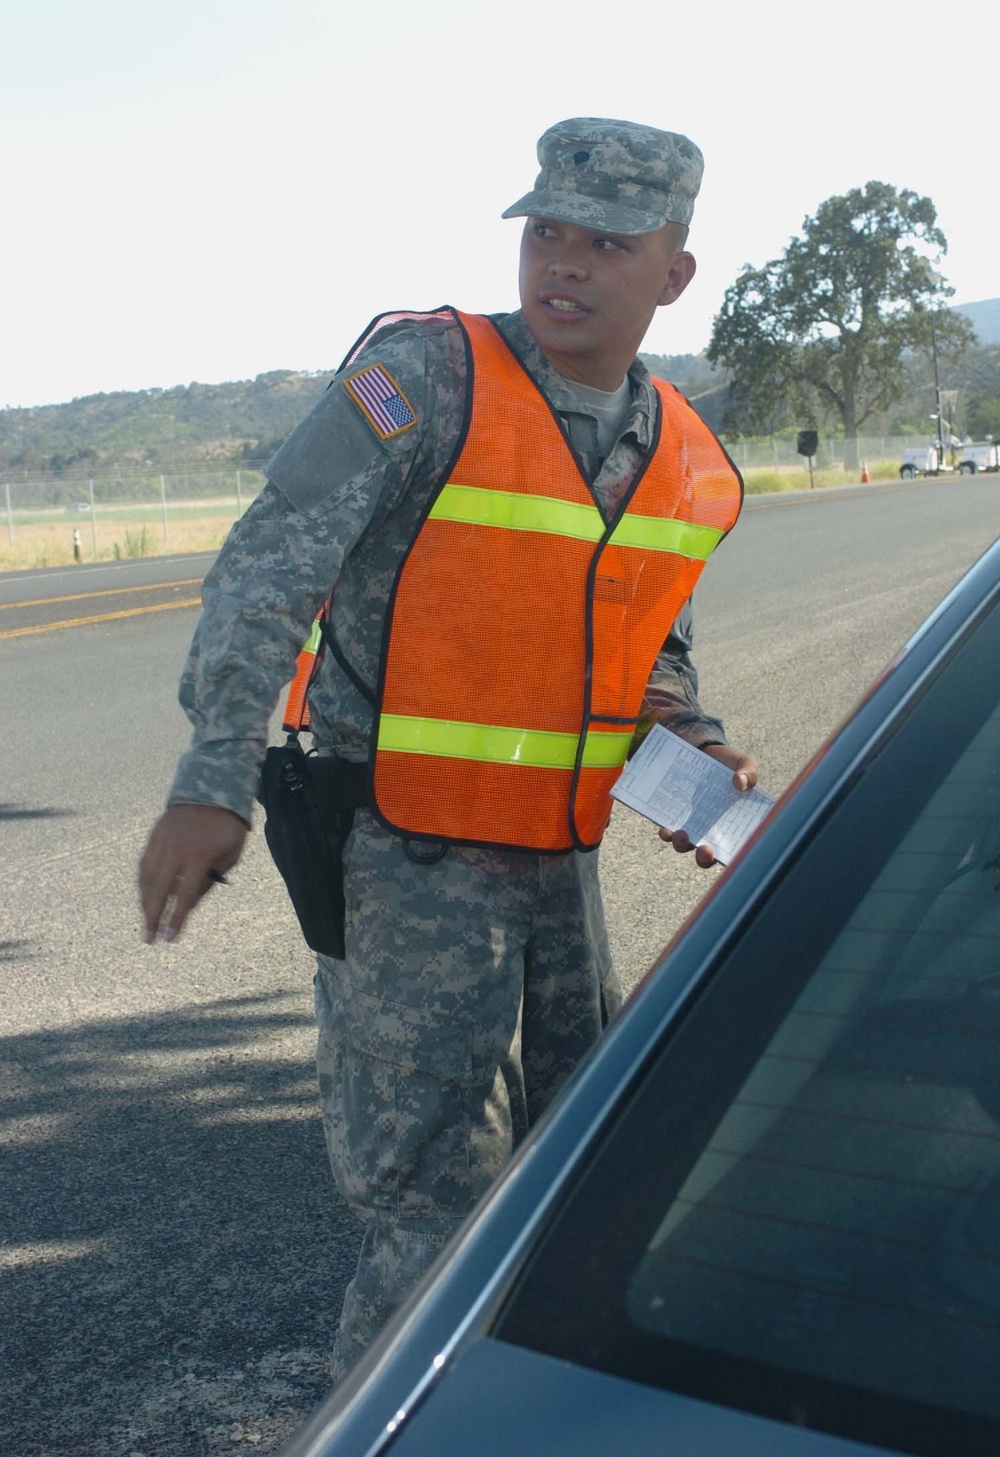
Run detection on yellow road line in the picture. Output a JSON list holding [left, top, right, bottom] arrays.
[[0, 578, 203, 611], [0, 597, 202, 640]]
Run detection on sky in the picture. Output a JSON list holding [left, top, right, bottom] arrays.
[[2, 0, 996, 410]]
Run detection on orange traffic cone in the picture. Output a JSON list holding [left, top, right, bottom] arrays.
[[860, 460, 871, 483]]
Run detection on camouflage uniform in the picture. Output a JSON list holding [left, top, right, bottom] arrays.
[[168, 121, 730, 1379], [170, 307, 728, 1378]]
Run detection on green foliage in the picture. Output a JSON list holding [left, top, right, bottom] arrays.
[[887, 414, 934, 437], [122, 524, 152, 558], [112, 525, 153, 558], [708, 182, 975, 463], [965, 393, 1000, 439]]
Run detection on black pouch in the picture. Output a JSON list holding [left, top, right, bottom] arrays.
[[256, 738, 367, 959]]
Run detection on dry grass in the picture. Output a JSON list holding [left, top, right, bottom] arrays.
[[1, 467, 902, 570], [0, 501, 245, 571], [742, 460, 900, 494]]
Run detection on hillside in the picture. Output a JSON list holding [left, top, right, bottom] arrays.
[[0, 346, 735, 483], [953, 297, 1000, 345], [0, 370, 332, 481], [2, 298, 997, 483]]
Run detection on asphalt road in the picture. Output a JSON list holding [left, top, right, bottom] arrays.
[[1, 478, 998, 1456]]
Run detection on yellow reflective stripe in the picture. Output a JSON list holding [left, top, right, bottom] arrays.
[[302, 617, 323, 654], [609, 515, 724, 559], [378, 714, 632, 770], [430, 484, 604, 543], [430, 483, 723, 560]]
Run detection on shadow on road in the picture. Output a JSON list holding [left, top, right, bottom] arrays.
[[0, 940, 34, 963], [1, 993, 362, 1457], [0, 803, 78, 821]]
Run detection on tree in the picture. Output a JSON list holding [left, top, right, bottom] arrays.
[[708, 182, 975, 467], [965, 392, 1000, 440]]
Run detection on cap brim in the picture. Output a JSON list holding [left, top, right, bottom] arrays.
[[500, 189, 668, 236]]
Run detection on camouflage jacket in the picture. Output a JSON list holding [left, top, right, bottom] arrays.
[[169, 309, 728, 824]]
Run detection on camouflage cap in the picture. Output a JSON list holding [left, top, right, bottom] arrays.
[[502, 117, 704, 235]]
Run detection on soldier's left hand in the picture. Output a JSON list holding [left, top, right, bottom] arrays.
[[658, 743, 758, 868]]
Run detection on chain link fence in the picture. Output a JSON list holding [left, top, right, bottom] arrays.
[[1, 468, 267, 569], [726, 434, 930, 471], [0, 435, 946, 570]]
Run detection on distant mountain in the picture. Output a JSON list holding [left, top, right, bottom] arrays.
[[2, 308, 998, 489], [0, 353, 724, 484], [0, 370, 332, 485], [952, 298, 1000, 345]]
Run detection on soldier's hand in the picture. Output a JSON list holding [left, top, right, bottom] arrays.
[[139, 803, 248, 944], [658, 742, 759, 869]]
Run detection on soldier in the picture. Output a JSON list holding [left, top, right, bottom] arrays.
[[139, 116, 757, 1380]]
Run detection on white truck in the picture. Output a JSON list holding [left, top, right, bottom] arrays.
[[957, 441, 1000, 474]]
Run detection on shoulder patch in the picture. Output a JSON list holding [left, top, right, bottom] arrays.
[[343, 364, 417, 440]]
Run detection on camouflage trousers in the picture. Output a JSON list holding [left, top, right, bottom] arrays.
[[314, 810, 622, 1383]]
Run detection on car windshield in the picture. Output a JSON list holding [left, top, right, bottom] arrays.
[[496, 588, 1000, 1457]]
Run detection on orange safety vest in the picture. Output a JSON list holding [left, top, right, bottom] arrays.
[[367, 310, 743, 852], [284, 309, 743, 851]]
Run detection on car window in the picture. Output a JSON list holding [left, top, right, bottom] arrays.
[[496, 593, 1000, 1457]]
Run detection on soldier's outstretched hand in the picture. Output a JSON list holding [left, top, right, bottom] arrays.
[[139, 803, 248, 944]]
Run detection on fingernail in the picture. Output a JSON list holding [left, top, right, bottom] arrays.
[[737, 773, 748, 790], [162, 926, 176, 943]]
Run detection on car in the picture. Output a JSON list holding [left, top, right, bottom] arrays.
[[281, 534, 1000, 1457], [64, 501, 91, 513]]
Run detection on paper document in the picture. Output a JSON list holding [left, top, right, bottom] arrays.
[[610, 725, 776, 866]]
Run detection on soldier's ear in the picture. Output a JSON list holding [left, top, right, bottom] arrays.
[[658, 251, 696, 308]]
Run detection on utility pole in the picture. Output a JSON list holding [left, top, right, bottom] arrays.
[[920, 259, 948, 470], [930, 320, 946, 468]]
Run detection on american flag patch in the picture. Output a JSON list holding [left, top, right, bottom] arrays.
[[343, 364, 417, 439]]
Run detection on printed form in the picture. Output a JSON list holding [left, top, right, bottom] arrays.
[[610, 725, 776, 865]]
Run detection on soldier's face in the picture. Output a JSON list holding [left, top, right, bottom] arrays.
[[518, 217, 695, 390]]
